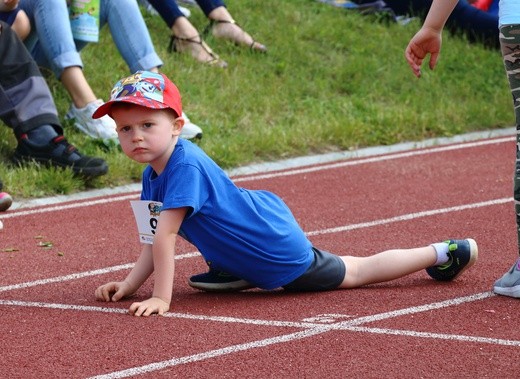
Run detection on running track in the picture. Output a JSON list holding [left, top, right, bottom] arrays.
[[1, 130, 519, 378]]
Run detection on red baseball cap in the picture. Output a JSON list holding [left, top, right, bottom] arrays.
[[92, 71, 182, 119]]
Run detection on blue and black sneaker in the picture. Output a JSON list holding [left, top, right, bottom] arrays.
[[426, 239, 478, 281], [188, 268, 253, 292]]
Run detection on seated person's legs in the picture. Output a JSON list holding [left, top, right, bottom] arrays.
[[0, 21, 108, 178]]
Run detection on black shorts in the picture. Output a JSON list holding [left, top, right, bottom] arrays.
[[282, 247, 345, 292]]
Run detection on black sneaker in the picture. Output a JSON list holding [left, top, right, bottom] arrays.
[[426, 239, 478, 281], [12, 135, 108, 178], [188, 269, 254, 292]]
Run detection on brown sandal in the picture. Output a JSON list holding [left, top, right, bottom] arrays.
[[203, 19, 267, 53], [168, 34, 228, 68]]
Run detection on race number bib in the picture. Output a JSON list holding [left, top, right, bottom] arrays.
[[130, 200, 162, 244]]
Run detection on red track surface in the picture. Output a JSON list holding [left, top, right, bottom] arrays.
[[1, 135, 519, 378]]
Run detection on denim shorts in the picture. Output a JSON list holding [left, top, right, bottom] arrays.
[[282, 247, 345, 291]]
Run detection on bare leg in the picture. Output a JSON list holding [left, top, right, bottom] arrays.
[[11, 10, 31, 41], [339, 246, 437, 288], [60, 66, 97, 108], [171, 16, 226, 67], [207, 6, 266, 52]]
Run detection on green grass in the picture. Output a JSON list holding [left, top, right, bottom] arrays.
[[0, 0, 513, 199]]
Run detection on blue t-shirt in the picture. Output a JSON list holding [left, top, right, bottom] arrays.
[[141, 139, 314, 290]]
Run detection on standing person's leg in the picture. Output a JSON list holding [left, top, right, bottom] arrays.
[[493, 25, 520, 298], [18, 0, 117, 141]]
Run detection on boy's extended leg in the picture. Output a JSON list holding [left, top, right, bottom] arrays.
[[493, 24, 520, 298], [339, 239, 478, 288]]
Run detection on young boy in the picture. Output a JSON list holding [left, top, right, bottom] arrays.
[[93, 70, 478, 317]]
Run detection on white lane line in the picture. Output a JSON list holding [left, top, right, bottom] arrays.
[[306, 197, 512, 236], [332, 291, 493, 326], [0, 300, 320, 329], [0, 252, 199, 293], [0, 292, 496, 330], [89, 327, 333, 379], [0, 136, 513, 220], [232, 136, 514, 183], [348, 326, 520, 347], [0, 193, 140, 220]]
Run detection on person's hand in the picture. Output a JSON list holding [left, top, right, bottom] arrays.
[[129, 297, 170, 317], [95, 281, 134, 302], [405, 27, 442, 78]]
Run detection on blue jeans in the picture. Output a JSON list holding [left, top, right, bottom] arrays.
[[19, 0, 163, 79]]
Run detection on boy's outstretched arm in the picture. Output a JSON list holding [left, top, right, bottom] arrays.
[[405, 0, 459, 77], [128, 207, 188, 317], [95, 244, 155, 302]]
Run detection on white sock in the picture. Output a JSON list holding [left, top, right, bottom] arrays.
[[431, 242, 449, 266]]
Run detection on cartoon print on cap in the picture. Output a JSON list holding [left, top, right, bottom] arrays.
[[110, 71, 166, 105]]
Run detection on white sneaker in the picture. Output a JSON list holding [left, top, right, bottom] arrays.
[[66, 99, 118, 141], [181, 112, 203, 140], [179, 5, 191, 17]]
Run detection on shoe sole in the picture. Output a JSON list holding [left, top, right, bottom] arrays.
[[12, 153, 108, 178], [429, 238, 479, 281], [188, 279, 254, 292], [452, 238, 479, 280], [493, 285, 520, 298]]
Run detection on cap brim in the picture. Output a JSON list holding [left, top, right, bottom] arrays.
[[92, 97, 171, 119], [92, 101, 113, 119]]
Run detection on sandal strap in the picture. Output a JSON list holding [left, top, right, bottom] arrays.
[[202, 18, 237, 38], [168, 34, 202, 53], [168, 34, 224, 66], [203, 18, 265, 52]]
